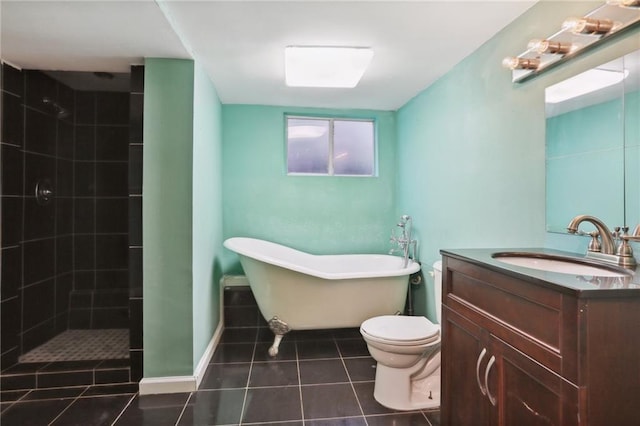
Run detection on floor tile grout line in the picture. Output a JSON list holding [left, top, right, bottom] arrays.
[[295, 341, 305, 426], [336, 336, 370, 426], [237, 327, 260, 426], [174, 391, 194, 426], [108, 393, 136, 426], [46, 390, 85, 425]]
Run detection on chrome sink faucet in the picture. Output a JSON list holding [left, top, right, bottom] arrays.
[[390, 215, 417, 268], [566, 215, 638, 267]]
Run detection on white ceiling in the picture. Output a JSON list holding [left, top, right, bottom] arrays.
[[1, 0, 537, 111]]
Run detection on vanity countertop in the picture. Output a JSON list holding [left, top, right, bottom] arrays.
[[440, 247, 640, 297]]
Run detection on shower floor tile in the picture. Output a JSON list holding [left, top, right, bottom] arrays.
[[18, 329, 129, 363]]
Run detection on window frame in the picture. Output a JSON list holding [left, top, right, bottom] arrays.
[[285, 114, 377, 177]]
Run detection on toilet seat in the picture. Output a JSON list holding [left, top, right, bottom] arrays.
[[360, 315, 440, 346]]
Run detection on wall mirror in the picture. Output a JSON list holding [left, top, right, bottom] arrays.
[[546, 48, 640, 234]]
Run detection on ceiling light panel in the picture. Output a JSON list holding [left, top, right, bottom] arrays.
[[285, 46, 374, 88]]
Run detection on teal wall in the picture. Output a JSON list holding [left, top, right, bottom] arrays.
[[221, 105, 396, 274], [395, 1, 639, 321], [143, 58, 223, 378], [192, 64, 223, 369]]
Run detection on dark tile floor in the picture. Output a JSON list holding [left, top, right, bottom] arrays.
[[0, 327, 440, 425]]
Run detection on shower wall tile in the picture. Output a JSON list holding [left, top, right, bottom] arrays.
[[1, 298, 20, 353], [75, 126, 96, 160], [74, 198, 95, 233], [24, 109, 57, 156], [24, 153, 56, 197], [22, 319, 56, 354], [96, 126, 129, 161], [128, 248, 142, 297], [95, 235, 128, 270], [23, 198, 56, 240], [96, 198, 128, 233], [1, 144, 23, 195], [68, 308, 91, 329], [130, 66, 144, 93], [74, 162, 95, 196], [73, 271, 95, 291], [129, 299, 142, 349], [94, 290, 128, 308], [76, 92, 96, 125], [128, 145, 143, 194], [129, 94, 143, 143], [2, 92, 24, 146], [1, 198, 23, 247], [24, 71, 57, 110], [56, 273, 73, 315], [1, 247, 21, 300], [128, 197, 142, 247], [57, 121, 74, 159], [2, 63, 24, 96], [22, 238, 55, 286], [58, 82, 75, 121], [55, 198, 73, 235], [22, 279, 56, 331], [96, 270, 128, 290], [56, 159, 74, 197], [95, 162, 128, 196], [56, 236, 73, 275], [92, 308, 129, 328], [96, 92, 129, 125], [74, 235, 96, 271]]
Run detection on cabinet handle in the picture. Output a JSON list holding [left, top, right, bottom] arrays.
[[485, 355, 497, 406], [476, 348, 488, 396]]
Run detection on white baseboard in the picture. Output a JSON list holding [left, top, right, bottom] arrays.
[[222, 275, 249, 287], [139, 321, 223, 395], [139, 376, 197, 395], [194, 320, 223, 388]]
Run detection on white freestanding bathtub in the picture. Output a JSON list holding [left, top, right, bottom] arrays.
[[223, 237, 421, 355]]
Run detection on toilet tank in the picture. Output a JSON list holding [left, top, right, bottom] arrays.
[[432, 261, 443, 324]]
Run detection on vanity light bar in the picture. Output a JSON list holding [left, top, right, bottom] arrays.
[[503, 1, 640, 80]]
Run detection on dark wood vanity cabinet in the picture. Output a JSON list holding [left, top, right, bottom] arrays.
[[441, 253, 640, 426]]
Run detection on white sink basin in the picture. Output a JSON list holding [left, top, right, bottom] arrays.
[[493, 254, 631, 277]]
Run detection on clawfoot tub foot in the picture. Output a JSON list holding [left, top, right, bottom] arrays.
[[268, 316, 290, 357]]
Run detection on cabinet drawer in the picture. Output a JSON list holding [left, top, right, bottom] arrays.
[[445, 257, 565, 370]]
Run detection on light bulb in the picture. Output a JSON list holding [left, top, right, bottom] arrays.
[[562, 17, 614, 34], [527, 39, 574, 55], [502, 57, 540, 70], [607, 0, 640, 7]]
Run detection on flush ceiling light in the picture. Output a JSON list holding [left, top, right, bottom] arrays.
[[545, 68, 629, 103], [285, 46, 374, 88]]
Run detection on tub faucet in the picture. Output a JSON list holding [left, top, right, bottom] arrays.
[[390, 215, 417, 268], [566, 215, 637, 267]]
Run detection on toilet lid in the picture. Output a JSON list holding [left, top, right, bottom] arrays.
[[360, 315, 439, 343]]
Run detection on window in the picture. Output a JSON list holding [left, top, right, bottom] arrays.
[[286, 116, 375, 176]]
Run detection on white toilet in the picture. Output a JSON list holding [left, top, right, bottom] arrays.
[[360, 260, 443, 411]]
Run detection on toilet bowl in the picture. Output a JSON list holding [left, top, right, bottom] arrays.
[[360, 260, 443, 411]]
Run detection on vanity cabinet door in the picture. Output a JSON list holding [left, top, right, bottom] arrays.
[[441, 306, 493, 426], [494, 336, 579, 426]]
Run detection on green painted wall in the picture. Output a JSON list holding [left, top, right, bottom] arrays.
[[143, 59, 223, 378], [143, 58, 195, 377], [396, 1, 639, 321], [221, 105, 396, 274], [192, 63, 223, 368]]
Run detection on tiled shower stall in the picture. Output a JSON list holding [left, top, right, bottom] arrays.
[[0, 64, 144, 389]]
